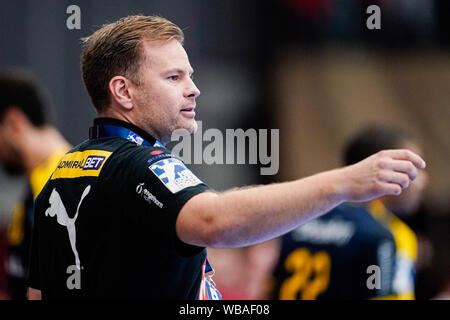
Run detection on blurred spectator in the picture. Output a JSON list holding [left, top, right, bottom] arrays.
[[274, 0, 437, 46], [0, 69, 70, 299]]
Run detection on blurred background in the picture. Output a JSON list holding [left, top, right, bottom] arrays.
[[0, 0, 448, 299]]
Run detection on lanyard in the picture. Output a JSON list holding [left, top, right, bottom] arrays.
[[89, 123, 165, 148], [205, 259, 214, 274], [199, 259, 222, 300]]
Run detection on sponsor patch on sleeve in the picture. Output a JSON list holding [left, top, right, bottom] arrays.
[[149, 158, 202, 193]]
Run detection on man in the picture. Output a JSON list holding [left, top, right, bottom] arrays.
[[0, 69, 70, 299], [28, 15, 426, 300], [271, 125, 428, 299]]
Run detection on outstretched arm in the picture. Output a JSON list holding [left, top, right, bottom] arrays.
[[176, 149, 425, 248]]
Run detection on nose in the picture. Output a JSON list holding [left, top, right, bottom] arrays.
[[185, 78, 200, 99]]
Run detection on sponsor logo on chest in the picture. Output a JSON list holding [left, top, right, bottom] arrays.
[[51, 150, 112, 179]]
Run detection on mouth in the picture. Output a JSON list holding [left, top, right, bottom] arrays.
[[180, 106, 196, 118]]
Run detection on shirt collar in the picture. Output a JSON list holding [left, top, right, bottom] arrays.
[[90, 117, 160, 147]]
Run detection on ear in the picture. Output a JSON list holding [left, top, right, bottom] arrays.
[[1, 106, 29, 137], [108, 76, 135, 111]]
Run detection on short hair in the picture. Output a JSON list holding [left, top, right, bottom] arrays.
[[0, 69, 51, 127], [81, 15, 185, 112], [343, 124, 414, 165]]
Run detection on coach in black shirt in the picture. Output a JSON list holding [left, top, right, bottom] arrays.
[[28, 15, 426, 299]]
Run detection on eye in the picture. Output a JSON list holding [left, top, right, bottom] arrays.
[[168, 75, 180, 81]]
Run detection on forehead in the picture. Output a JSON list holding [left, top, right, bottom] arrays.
[[140, 39, 193, 73]]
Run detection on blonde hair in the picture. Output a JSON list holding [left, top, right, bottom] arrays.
[[81, 15, 184, 111]]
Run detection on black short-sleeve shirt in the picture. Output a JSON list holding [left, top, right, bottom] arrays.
[[29, 118, 211, 299]]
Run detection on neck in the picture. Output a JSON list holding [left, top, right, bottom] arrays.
[[22, 126, 69, 174], [98, 108, 134, 126], [98, 107, 166, 144]]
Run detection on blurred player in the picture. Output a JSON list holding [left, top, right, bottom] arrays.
[[272, 125, 428, 299], [0, 69, 70, 299]]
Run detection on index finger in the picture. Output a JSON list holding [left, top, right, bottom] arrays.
[[383, 149, 426, 169]]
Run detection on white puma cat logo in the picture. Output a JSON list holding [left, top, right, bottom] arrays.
[[45, 185, 91, 269]]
